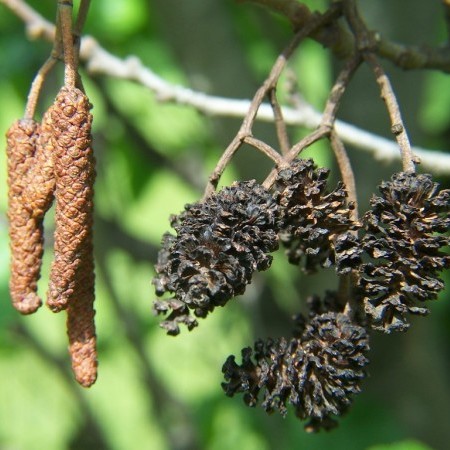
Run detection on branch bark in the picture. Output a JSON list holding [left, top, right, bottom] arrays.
[[2, 0, 450, 175]]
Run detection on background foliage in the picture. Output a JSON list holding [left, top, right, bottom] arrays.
[[1, 1, 449, 449]]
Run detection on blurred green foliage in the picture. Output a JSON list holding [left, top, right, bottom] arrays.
[[1, 1, 450, 449]]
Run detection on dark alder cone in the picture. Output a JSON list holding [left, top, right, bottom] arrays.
[[6, 118, 54, 314], [274, 159, 358, 274], [44, 86, 97, 385], [153, 180, 280, 335], [359, 172, 450, 333], [222, 311, 369, 432]]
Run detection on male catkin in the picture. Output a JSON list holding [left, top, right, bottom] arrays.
[[47, 86, 96, 312], [46, 86, 97, 385], [6, 119, 45, 314]]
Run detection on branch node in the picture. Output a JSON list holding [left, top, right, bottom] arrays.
[[391, 123, 403, 135]]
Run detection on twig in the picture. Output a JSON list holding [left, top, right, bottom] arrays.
[[343, 0, 417, 172], [73, 0, 91, 86], [58, 0, 76, 88], [241, 0, 450, 72], [243, 136, 287, 166], [262, 128, 328, 189], [203, 5, 341, 198], [2, 0, 450, 174], [74, 0, 90, 37], [364, 54, 416, 172], [263, 53, 361, 189], [93, 78, 205, 190], [329, 131, 358, 220], [321, 54, 362, 129], [269, 88, 290, 155], [24, 57, 58, 119], [24, 9, 62, 119]]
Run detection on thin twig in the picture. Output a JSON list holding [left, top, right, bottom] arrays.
[[321, 54, 362, 128], [58, 0, 76, 88], [2, 0, 450, 173], [72, 0, 91, 90], [343, 0, 416, 173], [241, 0, 450, 72], [243, 136, 287, 166], [329, 131, 358, 220], [24, 10, 63, 119], [364, 53, 417, 172], [269, 87, 290, 155], [74, 0, 91, 36], [262, 128, 328, 189], [263, 53, 361, 189], [203, 5, 340, 198], [24, 57, 58, 119]]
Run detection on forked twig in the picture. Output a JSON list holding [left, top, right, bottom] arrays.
[[263, 54, 361, 189], [343, 0, 417, 173], [203, 5, 341, 199]]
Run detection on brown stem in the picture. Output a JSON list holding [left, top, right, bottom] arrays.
[[262, 127, 328, 189], [73, 0, 91, 76], [329, 131, 358, 221], [203, 6, 340, 198], [365, 53, 416, 172], [263, 53, 361, 189], [243, 136, 287, 166], [74, 0, 91, 36], [269, 88, 290, 155], [343, 0, 416, 172], [24, 10, 63, 119], [58, 0, 77, 88], [242, 0, 450, 72], [321, 54, 362, 129], [24, 57, 58, 119]]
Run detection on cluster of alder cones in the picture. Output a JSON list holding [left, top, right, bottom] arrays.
[[6, 85, 97, 388], [153, 159, 450, 431]]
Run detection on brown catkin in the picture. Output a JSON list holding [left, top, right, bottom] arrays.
[[47, 86, 96, 314], [6, 119, 45, 314], [22, 110, 56, 218], [46, 85, 97, 385], [67, 252, 97, 386]]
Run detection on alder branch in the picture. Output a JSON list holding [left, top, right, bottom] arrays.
[[2, 0, 450, 175], [240, 0, 450, 72]]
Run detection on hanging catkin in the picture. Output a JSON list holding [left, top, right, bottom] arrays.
[[22, 110, 56, 219], [67, 251, 97, 386], [46, 86, 97, 385], [47, 86, 96, 312], [6, 119, 46, 314]]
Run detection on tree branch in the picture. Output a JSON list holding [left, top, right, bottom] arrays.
[[2, 0, 450, 175], [240, 0, 450, 72]]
